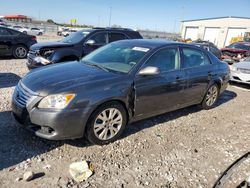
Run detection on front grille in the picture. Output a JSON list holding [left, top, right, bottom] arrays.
[[238, 68, 250, 74], [14, 82, 38, 107]]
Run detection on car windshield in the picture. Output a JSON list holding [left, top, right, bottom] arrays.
[[228, 43, 250, 50], [61, 31, 90, 44], [81, 43, 150, 73]]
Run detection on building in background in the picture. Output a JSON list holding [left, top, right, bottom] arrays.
[[180, 16, 250, 48], [1, 15, 32, 22]]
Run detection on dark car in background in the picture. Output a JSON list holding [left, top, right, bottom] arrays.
[[192, 41, 222, 59], [0, 26, 37, 58], [12, 40, 230, 145], [27, 27, 143, 69]]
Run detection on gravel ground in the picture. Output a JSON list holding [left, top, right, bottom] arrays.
[[0, 37, 250, 187]]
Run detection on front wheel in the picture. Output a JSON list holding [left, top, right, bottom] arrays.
[[86, 102, 127, 145], [201, 84, 219, 110], [13, 45, 28, 59]]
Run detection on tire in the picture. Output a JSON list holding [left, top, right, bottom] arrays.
[[86, 102, 127, 145], [38, 32, 42, 36], [13, 45, 28, 59], [201, 84, 219, 110], [23, 31, 27, 34]]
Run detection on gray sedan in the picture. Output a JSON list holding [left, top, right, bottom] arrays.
[[230, 57, 250, 85]]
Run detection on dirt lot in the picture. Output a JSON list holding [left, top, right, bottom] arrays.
[[0, 36, 250, 187]]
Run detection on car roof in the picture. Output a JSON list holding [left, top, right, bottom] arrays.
[[78, 28, 138, 33], [112, 39, 205, 50]]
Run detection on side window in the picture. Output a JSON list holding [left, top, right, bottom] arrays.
[[210, 47, 218, 54], [182, 48, 210, 68], [0, 28, 11, 36], [108, 33, 128, 43], [145, 48, 179, 72], [9, 29, 20, 35], [89, 32, 107, 45]]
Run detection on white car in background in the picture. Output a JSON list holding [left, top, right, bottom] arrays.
[[62, 29, 77, 37], [22, 27, 44, 36], [230, 57, 250, 85], [13, 26, 44, 36]]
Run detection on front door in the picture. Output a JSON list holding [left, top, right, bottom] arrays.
[[134, 47, 187, 118]]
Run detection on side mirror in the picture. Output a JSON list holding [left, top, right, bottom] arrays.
[[85, 39, 95, 46], [138, 66, 160, 76]]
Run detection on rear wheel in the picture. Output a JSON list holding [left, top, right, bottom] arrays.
[[201, 84, 219, 110], [13, 45, 28, 59], [86, 102, 127, 145]]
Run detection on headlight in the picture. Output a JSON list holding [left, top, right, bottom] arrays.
[[34, 56, 51, 65], [230, 66, 238, 72], [43, 50, 54, 57], [38, 94, 75, 109]]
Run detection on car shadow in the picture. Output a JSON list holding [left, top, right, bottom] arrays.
[[0, 56, 15, 60], [68, 90, 237, 148], [229, 82, 250, 90], [0, 111, 65, 170], [0, 73, 21, 89], [122, 90, 237, 140]]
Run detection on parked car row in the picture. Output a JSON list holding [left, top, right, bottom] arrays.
[[0, 25, 247, 144], [12, 25, 44, 36]]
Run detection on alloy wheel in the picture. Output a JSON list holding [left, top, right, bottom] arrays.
[[205, 85, 218, 106], [15, 47, 27, 58], [93, 108, 123, 140]]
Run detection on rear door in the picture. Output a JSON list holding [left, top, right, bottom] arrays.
[[0, 27, 13, 56], [180, 47, 213, 104], [134, 46, 187, 117]]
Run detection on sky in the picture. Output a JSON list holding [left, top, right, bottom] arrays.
[[0, 0, 250, 32]]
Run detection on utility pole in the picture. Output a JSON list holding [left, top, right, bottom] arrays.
[[108, 7, 112, 27], [173, 20, 176, 33], [38, 9, 41, 20]]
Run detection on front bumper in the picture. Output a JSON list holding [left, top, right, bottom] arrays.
[[230, 70, 250, 85], [12, 96, 91, 140]]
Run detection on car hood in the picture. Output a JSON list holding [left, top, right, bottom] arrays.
[[21, 61, 120, 96], [221, 48, 248, 53], [233, 61, 250, 69], [30, 41, 73, 51]]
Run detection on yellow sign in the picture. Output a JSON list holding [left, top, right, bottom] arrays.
[[70, 19, 77, 25]]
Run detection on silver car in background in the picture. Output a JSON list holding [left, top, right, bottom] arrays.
[[230, 57, 250, 85]]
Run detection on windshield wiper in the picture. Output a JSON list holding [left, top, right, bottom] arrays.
[[85, 63, 110, 72]]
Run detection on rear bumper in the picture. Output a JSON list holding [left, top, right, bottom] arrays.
[[12, 98, 91, 140]]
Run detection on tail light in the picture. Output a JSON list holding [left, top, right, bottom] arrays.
[[31, 36, 37, 41]]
